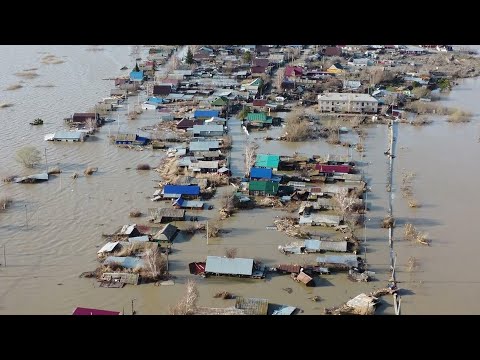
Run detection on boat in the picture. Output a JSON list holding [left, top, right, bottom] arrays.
[[120, 66, 128, 70], [30, 118, 44, 125]]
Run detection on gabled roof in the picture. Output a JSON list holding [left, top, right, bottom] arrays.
[[130, 71, 144, 81], [163, 185, 200, 196], [246, 112, 269, 122], [153, 223, 178, 242], [252, 99, 268, 107], [205, 256, 254, 276], [315, 164, 351, 173], [250, 167, 273, 179], [248, 180, 279, 194], [193, 109, 220, 118], [253, 58, 269, 67], [255, 154, 280, 168], [285, 66, 303, 77], [210, 96, 228, 106], [72, 307, 120, 315], [192, 124, 224, 134]]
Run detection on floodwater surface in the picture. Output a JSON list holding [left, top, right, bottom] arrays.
[[0, 45, 478, 314]]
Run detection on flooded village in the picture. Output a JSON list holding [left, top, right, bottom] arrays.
[[1, 44, 480, 315]]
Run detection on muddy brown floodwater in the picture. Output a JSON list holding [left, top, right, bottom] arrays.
[[0, 45, 479, 314]]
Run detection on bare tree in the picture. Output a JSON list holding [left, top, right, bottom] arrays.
[[244, 141, 258, 177], [333, 188, 358, 221], [169, 280, 199, 315], [15, 146, 42, 168], [142, 249, 166, 280], [404, 223, 430, 246], [275, 68, 285, 91], [283, 110, 310, 142], [85, 117, 97, 131], [225, 248, 238, 258], [0, 194, 12, 210]]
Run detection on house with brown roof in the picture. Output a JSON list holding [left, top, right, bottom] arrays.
[[324, 46, 342, 57], [253, 58, 269, 68], [153, 85, 172, 96]]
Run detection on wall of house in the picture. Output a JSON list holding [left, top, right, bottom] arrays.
[[318, 100, 378, 113]]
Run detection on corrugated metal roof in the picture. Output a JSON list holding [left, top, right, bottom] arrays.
[[103, 256, 145, 269], [72, 307, 120, 316], [235, 297, 268, 315], [296, 271, 314, 285], [163, 185, 200, 195], [14, 173, 49, 183], [128, 236, 150, 243], [97, 241, 120, 254], [299, 214, 341, 226], [153, 223, 178, 241], [53, 131, 83, 140], [246, 112, 267, 122], [315, 164, 351, 173], [271, 305, 296, 315], [250, 167, 273, 179], [194, 110, 220, 118], [148, 208, 185, 219], [248, 180, 279, 194], [255, 154, 280, 168], [176, 200, 204, 209], [192, 124, 224, 134], [304, 239, 321, 251], [189, 141, 220, 151], [316, 255, 358, 267], [205, 256, 253, 276], [194, 160, 219, 169]]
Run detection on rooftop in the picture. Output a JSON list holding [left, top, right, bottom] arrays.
[[318, 93, 378, 103]]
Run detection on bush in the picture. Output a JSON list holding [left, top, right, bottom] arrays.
[[447, 109, 472, 123], [15, 146, 42, 168], [129, 210, 142, 217], [84, 167, 98, 176], [136, 164, 151, 170], [47, 166, 61, 175], [283, 111, 310, 142]]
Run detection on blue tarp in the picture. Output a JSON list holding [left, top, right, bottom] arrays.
[[146, 97, 164, 104]]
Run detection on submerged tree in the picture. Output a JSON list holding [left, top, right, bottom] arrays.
[[15, 146, 42, 168]]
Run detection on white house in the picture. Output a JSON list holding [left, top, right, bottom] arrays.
[[318, 93, 378, 114]]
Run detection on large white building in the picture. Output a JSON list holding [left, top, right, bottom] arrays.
[[318, 93, 378, 114]]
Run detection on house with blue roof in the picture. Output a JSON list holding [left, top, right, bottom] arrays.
[[130, 64, 144, 82], [162, 185, 200, 199], [193, 109, 220, 119], [250, 167, 273, 180]]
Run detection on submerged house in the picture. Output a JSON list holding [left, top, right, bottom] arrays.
[[298, 213, 341, 226], [204, 256, 265, 278], [192, 124, 224, 137], [72, 307, 120, 316], [188, 140, 221, 152], [45, 131, 85, 142], [148, 208, 186, 223], [152, 223, 179, 245], [65, 112, 102, 127], [173, 197, 205, 210], [114, 134, 150, 146], [162, 185, 200, 199], [315, 164, 352, 175]]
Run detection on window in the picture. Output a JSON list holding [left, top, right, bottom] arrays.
[[361, 102, 365, 106]]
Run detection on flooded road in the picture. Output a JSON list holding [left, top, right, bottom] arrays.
[[0, 45, 479, 314]]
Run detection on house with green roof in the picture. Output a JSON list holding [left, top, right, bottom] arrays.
[[246, 112, 273, 128], [211, 96, 229, 107], [248, 180, 279, 197], [255, 154, 280, 170]]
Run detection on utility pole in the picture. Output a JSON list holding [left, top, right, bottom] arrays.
[[206, 221, 209, 245], [131, 298, 136, 315], [3, 245, 6, 267], [44, 148, 48, 174], [25, 205, 28, 229]]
